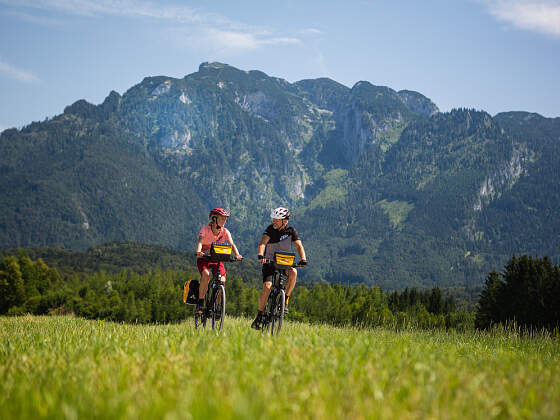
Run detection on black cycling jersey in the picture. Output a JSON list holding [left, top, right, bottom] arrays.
[[263, 224, 300, 260]]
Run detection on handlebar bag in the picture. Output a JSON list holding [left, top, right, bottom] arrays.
[[273, 251, 295, 269], [210, 242, 233, 261]]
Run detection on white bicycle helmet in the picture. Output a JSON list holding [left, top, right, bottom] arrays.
[[270, 206, 290, 219]]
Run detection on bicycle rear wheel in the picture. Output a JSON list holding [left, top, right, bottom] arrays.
[[211, 284, 226, 331], [270, 289, 285, 335]]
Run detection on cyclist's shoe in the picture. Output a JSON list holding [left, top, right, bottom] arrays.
[[284, 306, 289, 314], [195, 303, 204, 316], [214, 311, 221, 320], [251, 314, 262, 330]]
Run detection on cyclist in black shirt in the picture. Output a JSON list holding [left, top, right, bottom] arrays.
[[251, 206, 307, 330]]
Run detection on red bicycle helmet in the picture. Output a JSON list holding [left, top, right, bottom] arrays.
[[209, 208, 230, 218]]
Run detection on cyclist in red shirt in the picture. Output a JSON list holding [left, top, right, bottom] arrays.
[[195, 208, 242, 315]]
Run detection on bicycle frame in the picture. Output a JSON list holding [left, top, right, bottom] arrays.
[[195, 254, 236, 331], [261, 260, 304, 335]]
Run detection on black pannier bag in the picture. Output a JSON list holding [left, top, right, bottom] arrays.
[[183, 279, 199, 304]]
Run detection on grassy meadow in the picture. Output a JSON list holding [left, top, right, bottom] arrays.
[[1, 315, 559, 419]]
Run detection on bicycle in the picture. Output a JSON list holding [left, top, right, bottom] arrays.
[[260, 251, 305, 335], [192, 242, 240, 331]]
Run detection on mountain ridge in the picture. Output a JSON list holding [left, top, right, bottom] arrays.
[[1, 62, 558, 289]]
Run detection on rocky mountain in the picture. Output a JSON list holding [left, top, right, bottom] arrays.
[[1, 62, 558, 289]]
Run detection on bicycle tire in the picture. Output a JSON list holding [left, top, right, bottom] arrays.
[[261, 291, 274, 334], [195, 307, 207, 329], [212, 284, 226, 331], [261, 312, 269, 334], [270, 289, 285, 335], [202, 296, 209, 328], [195, 311, 208, 329]]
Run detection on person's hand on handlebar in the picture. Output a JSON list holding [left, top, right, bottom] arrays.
[[297, 259, 307, 266], [196, 251, 206, 258], [258, 254, 265, 264], [235, 254, 243, 261]]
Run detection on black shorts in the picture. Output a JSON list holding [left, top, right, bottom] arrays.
[[262, 263, 286, 283]]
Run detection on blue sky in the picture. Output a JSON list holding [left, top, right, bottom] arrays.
[[1, 0, 559, 132]]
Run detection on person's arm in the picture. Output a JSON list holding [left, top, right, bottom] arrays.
[[196, 238, 204, 257], [257, 234, 270, 263], [231, 242, 243, 260], [294, 240, 307, 263], [225, 230, 242, 260], [196, 227, 205, 257]]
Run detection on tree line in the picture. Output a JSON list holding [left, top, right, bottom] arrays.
[[476, 255, 560, 331], [1, 251, 473, 330], [3, 251, 557, 331]]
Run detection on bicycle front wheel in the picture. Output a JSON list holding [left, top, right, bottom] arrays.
[[270, 289, 285, 335], [212, 284, 226, 331]]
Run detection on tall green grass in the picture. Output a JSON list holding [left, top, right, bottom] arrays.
[[1, 316, 559, 419]]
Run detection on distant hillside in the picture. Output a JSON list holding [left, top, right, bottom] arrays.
[[0, 242, 260, 285], [1, 62, 559, 289]]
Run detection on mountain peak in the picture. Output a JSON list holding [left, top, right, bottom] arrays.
[[63, 99, 96, 119], [199, 61, 230, 71], [397, 90, 439, 117]]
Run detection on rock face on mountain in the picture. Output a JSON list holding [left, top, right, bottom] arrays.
[[397, 90, 439, 117], [1, 62, 558, 289]]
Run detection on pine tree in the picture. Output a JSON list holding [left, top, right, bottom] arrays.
[[0, 257, 25, 313], [475, 270, 503, 329]]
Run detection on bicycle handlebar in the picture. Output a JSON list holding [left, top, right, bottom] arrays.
[[194, 252, 242, 262], [261, 258, 307, 268]]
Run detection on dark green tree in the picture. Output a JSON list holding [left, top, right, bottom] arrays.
[[476, 256, 560, 330], [475, 270, 503, 329], [0, 257, 25, 313]]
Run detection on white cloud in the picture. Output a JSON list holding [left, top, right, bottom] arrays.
[[260, 37, 302, 46], [0, 0, 203, 22], [205, 30, 260, 51], [0, 59, 39, 83], [481, 0, 560, 36], [1, 0, 304, 52], [301, 28, 322, 35], [186, 29, 302, 53], [0, 9, 64, 26]]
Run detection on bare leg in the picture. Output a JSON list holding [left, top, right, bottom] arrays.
[[286, 268, 297, 298], [258, 281, 272, 312], [199, 269, 211, 300]]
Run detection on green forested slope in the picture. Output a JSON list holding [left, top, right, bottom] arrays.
[[483, 112, 560, 256], [1, 63, 559, 289], [0, 114, 206, 249]]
